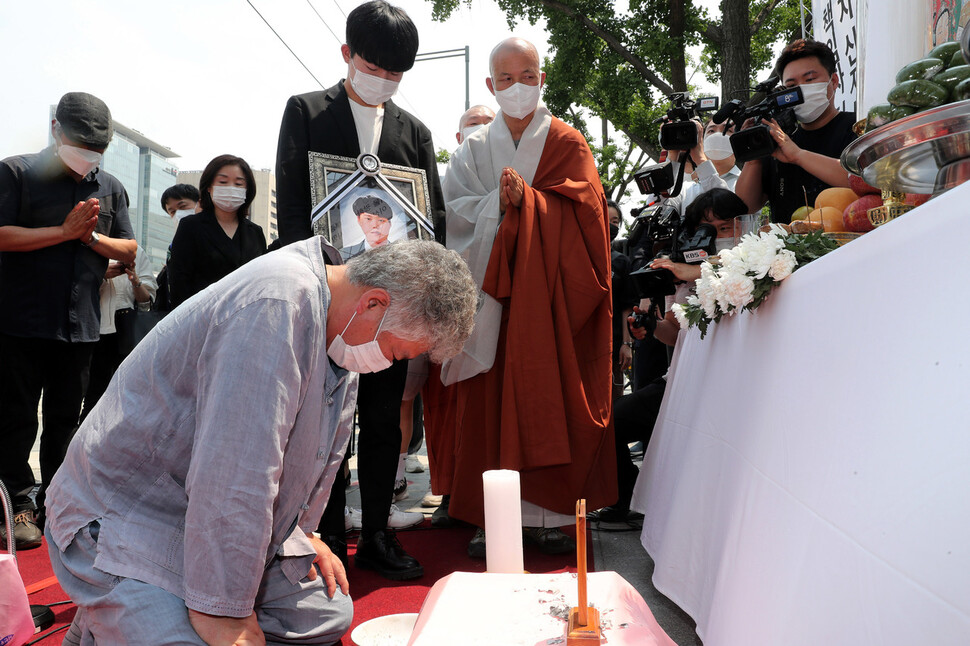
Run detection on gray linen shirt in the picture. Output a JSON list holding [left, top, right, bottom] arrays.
[[46, 238, 358, 618]]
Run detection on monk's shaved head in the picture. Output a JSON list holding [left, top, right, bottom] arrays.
[[459, 105, 495, 131], [489, 37, 540, 78]]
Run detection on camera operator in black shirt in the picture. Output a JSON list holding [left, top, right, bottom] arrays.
[[735, 39, 858, 224]]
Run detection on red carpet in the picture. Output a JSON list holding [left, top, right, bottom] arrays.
[[14, 521, 591, 645]]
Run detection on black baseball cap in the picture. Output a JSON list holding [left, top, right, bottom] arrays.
[[55, 92, 113, 149]]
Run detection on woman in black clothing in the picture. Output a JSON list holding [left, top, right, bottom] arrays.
[[168, 155, 267, 308]]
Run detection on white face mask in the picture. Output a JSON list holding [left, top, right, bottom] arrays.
[[327, 309, 393, 374], [715, 237, 738, 252], [460, 124, 485, 142], [494, 81, 542, 120], [58, 144, 102, 177], [703, 132, 734, 161], [794, 80, 831, 123], [210, 185, 246, 212], [350, 60, 400, 106], [174, 209, 194, 221]]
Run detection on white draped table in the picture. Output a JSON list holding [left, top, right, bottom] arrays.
[[631, 181, 970, 645], [406, 571, 677, 645]]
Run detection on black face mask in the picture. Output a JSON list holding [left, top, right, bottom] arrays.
[[609, 223, 620, 241]]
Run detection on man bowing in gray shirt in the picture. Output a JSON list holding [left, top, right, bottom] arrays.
[[45, 239, 477, 646]]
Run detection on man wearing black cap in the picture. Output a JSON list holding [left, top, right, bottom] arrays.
[[0, 91, 136, 550]]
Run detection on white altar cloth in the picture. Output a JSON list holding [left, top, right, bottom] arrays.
[[632, 181, 970, 645], [406, 571, 676, 645]]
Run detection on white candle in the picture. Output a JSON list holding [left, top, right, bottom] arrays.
[[482, 469, 524, 574]]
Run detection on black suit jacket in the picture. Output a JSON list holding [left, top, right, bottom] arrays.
[[167, 209, 267, 308], [275, 81, 445, 246]]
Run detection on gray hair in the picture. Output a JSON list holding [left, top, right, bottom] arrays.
[[345, 240, 477, 362]]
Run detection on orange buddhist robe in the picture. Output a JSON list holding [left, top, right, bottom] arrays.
[[448, 117, 617, 528]]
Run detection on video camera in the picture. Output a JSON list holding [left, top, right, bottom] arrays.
[[626, 205, 717, 300], [633, 93, 719, 199], [711, 76, 804, 163], [657, 92, 720, 151], [633, 161, 676, 196]]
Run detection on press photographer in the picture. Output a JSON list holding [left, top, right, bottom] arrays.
[[712, 76, 804, 163], [590, 188, 749, 523], [734, 39, 858, 224], [636, 93, 737, 216], [630, 188, 749, 336]]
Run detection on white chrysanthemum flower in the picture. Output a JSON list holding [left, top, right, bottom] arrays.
[[696, 272, 720, 319], [761, 230, 786, 251], [737, 236, 774, 279], [717, 247, 743, 272], [714, 276, 733, 313], [720, 271, 755, 312], [671, 303, 689, 329], [700, 261, 718, 280], [768, 248, 797, 281]]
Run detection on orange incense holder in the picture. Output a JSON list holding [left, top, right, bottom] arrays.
[[567, 499, 602, 644]]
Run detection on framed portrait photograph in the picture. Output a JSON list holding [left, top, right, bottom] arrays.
[[309, 152, 434, 260]]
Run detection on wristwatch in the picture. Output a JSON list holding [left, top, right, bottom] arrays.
[[82, 231, 100, 247]]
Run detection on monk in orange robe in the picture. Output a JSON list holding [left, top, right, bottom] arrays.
[[441, 37, 616, 554]]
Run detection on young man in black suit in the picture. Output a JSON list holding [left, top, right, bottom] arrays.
[[275, 0, 443, 581]]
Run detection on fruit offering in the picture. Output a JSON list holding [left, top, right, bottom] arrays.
[[842, 195, 882, 232], [840, 171, 934, 233], [814, 187, 858, 213], [806, 206, 847, 232]]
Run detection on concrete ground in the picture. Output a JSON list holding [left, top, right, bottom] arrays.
[[29, 427, 702, 645]]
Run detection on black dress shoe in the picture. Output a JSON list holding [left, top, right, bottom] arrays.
[[467, 527, 486, 559], [430, 494, 453, 527], [430, 494, 468, 528], [355, 529, 424, 580], [321, 534, 348, 570], [522, 527, 575, 555], [586, 504, 643, 523]]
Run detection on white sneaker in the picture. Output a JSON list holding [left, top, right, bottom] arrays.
[[405, 454, 425, 473], [387, 504, 424, 529], [347, 506, 363, 530], [421, 492, 443, 508], [348, 504, 424, 530], [392, 478, 408, 502], [344, 506, 353, 532]]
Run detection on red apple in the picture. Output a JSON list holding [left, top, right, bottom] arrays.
[[843, 195, 883, 232], [848, 173, 880, 197]]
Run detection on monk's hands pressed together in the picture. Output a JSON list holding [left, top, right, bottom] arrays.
[[187, 609, 265, 646], [499, 167, 525, 214], [306, 533, 349, 598]]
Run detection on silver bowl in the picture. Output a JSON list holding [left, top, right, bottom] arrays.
[[841, 99, 970, 194]]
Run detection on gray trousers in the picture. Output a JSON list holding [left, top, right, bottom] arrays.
[[47, 524, 353, 645]]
